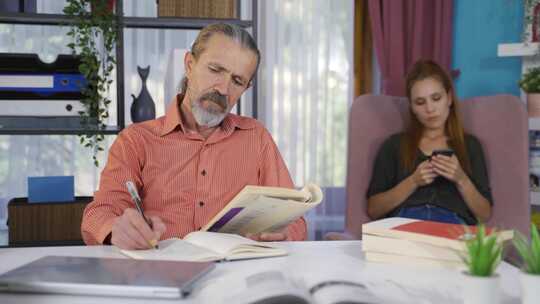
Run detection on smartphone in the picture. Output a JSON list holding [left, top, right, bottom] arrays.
[[431, 148, 454, 158]]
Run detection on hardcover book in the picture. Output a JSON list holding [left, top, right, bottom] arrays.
[[362, 234, 463, 262], [362, 217, 514, 251], [364, 251, 465, 270]]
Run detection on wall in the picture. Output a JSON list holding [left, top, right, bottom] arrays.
[[452, 0, 523, 100]]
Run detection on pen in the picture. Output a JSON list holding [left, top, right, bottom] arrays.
[[125, 181, 159, 249]]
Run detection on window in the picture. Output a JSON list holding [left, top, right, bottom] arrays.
[[258, 0, 354, 239]]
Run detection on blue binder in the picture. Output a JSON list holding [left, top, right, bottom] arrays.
[[28, 176, 75, 203], [0, 53, 87, 100]]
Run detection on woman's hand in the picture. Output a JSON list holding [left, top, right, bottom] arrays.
[[430, 154, 468, 185], [411, 160, 437, 187]]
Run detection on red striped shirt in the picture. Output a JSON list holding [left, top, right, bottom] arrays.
[[81, 97, 307, 244]]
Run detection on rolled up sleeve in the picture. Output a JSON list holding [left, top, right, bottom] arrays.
[[81, 129, 144, 245]]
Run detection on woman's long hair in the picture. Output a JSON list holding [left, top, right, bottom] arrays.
[[400, 60, 471, 175]]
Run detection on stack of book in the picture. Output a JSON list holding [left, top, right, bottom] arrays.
[[361, 217, 514, 270]]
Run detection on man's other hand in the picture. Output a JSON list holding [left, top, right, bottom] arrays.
[[245, 231, 289, 241]]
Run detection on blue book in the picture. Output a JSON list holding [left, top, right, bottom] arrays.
[[28, 176, 74, 203]]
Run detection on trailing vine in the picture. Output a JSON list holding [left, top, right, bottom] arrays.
[[63, 0, 117, 166]]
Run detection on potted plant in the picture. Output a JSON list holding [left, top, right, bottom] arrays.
[[461, 225, 504, 304], [519, 67, 540, 117], [513, 224, 540, 304], [63, 0, 117, 166]]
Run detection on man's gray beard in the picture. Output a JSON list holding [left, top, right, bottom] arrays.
[[191, 99, 228, 128]]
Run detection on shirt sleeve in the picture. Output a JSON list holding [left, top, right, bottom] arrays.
[[258, 128, 307, 241], [367, 134, 400, 198], [466, 135, 493, 205], [81, 128, 145, 245]]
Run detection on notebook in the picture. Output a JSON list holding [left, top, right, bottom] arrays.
[[0, 255, 214, 299]]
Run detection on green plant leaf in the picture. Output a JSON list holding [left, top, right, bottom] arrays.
[[65, 0, 117, 167], [464, 224, 503, 276]]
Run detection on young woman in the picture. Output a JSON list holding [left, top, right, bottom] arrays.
[[366, 60, 492, 225]]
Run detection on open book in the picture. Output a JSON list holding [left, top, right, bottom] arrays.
[[120, 231, 287, 262], [196, 270, 380, 304], [202, 183, 323, 235]]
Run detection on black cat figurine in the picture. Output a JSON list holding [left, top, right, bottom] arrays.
[[131, 65, 156, 123]]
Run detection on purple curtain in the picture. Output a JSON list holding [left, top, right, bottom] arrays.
[[369, 0, 454, 96]]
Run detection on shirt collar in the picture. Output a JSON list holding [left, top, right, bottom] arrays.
[[160, 94, 256, 137]]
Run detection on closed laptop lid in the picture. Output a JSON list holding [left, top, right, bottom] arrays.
[[0, 255, 215, 299]]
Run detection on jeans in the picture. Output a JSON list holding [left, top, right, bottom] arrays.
[[396, 204, 465, 224]]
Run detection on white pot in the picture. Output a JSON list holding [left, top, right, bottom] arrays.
[[462, 273, 500, 304], [521, 272, 540, 304]]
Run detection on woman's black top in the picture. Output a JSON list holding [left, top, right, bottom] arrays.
[[367, 133, 493, 225]]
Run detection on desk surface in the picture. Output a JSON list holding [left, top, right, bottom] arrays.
[[0, 241, 523, 304]]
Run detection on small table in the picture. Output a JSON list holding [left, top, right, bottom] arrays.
[[7, 196, 92, 246]]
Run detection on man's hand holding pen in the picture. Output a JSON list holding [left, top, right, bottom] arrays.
[[110, 181, 166, 250], [111, 208, 166, 250]]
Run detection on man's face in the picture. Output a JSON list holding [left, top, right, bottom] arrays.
[[184, 34, 258, 127]]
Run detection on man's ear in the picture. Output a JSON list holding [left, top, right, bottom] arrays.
[[184, 51, 195, 78]]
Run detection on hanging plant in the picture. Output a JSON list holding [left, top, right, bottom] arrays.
[[63, 0, 117, 166]]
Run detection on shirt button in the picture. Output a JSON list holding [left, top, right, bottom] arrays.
[[199, 201, 205, 207], [201, 170, 206, 176]]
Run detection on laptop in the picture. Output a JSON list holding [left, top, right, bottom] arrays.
[[0, 255, 215, 299]]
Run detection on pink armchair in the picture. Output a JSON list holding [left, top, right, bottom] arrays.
[[325, 94, 530, 240]]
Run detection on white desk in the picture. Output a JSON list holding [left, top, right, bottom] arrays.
[[0, 241, 523, 304]]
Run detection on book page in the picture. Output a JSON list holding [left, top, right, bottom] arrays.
[[202, 183, 323, 235], [219, 196, 312, 234], [120, 238, 223, 262], [239, 185, 313, 202], [291, 264, 381, 304], [184, 231, 287, 260], [197, 270, 310, 304], [310, 281, 380, 304]]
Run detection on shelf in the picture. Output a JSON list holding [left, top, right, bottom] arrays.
[[498, 43, 539, 57], [0, 126, 121, 135], [0, 13, 253, 30], [123, 17, 252, 30], [0, 12, 76, 26], [0, 0, 258, 135]]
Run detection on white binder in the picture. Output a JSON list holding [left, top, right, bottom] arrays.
[[1, 100, 86, 116]]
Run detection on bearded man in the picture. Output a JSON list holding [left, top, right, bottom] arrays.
[[81, 23, 306, 250]]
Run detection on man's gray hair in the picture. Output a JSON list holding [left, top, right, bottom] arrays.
[[179, 23, 260, 96]]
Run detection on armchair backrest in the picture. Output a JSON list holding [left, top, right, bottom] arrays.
[[460, 95, 529, 236], [345, 94, 530, 238], [345, 95, 409, 238]]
